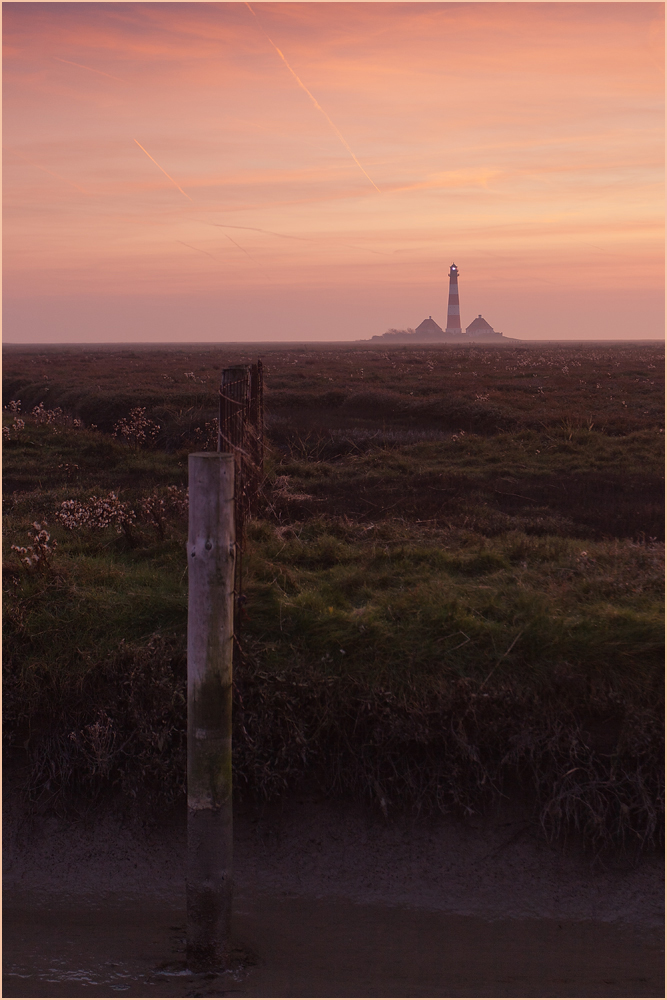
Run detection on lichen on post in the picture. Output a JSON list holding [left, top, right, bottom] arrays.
[[186, 452, 235, 972]]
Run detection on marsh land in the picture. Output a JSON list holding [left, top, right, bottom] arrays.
[[3, 340, 664, 846], [3, 340, 664, 996]]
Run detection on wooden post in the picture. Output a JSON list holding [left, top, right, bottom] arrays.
[[187, 452, 235, 971]]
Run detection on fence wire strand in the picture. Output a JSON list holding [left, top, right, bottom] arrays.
[[218, 361, 264, 638]]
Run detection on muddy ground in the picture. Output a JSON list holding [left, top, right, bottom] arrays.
[[3, 792, 664, 998]]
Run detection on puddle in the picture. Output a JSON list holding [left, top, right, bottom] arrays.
[[3, 893, 664, 998], [4, 796, 664, 996]]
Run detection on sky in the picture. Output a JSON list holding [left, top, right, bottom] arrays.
[[3, 1, 664, 343]]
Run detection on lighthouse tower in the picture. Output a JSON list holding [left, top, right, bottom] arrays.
[[445, 263, 462, 335]]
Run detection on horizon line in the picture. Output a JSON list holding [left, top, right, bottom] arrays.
[[3, 338, 664, 348]]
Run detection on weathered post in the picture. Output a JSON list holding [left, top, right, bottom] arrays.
[[187, 452, 235, 971]]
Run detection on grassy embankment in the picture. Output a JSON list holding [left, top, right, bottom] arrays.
[[3, 342, 664, 846]]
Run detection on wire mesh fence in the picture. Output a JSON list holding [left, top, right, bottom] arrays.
[[218, 361, 264, 617]]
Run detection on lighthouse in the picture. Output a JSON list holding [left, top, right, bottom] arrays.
[[445, 263, 462, 335]]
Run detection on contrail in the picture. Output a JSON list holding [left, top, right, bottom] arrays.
[[4, 146, 89, 194], [178, 235, 264, 273], [54, 57, 125, 83], [134, 139, 193, 201], [243, 1, 380, 193], [222, 232, 261, 266], [206, 222, 310, 242], [207, 221, 390, 255], [341, 243, 392, 256], [176, 240, 216, 260]]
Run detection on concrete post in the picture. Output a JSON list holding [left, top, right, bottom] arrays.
[[186, 452, 235, 971]]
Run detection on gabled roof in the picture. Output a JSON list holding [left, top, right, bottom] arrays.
[[466, 315, 494, 333], [415, 316, 444, 335]]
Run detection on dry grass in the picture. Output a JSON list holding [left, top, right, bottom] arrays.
[[5, 627, 662, 849]]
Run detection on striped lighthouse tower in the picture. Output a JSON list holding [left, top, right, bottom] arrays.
[[445, 262, 462, 335]]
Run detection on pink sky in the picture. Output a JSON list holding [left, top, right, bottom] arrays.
[[3, 2, 664, 342]]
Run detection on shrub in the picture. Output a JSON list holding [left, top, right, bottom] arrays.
[[3, 417, 25, 441], [139, 486, 189, 540], [11, 522, 57, 573], [113, 407, 160, 449], [192, 417, 219, 451], [56, 493, 137, 543]]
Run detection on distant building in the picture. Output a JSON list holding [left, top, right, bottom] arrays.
[[415, 316, 445, 339], [465, 315, 503, 340], [369, 317, 451, 343], [363, 266, 508, 343]]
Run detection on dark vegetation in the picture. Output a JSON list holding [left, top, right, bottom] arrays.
[[3, 341, 664, 848]]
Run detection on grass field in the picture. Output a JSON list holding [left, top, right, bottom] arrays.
[[3, 341, 664, 847]]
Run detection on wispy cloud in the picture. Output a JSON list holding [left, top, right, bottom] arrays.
[[392, 169, 502, 194]]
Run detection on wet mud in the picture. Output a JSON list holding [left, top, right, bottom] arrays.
[[4, 895, 664, 998], [3, 796, 664, 998]]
